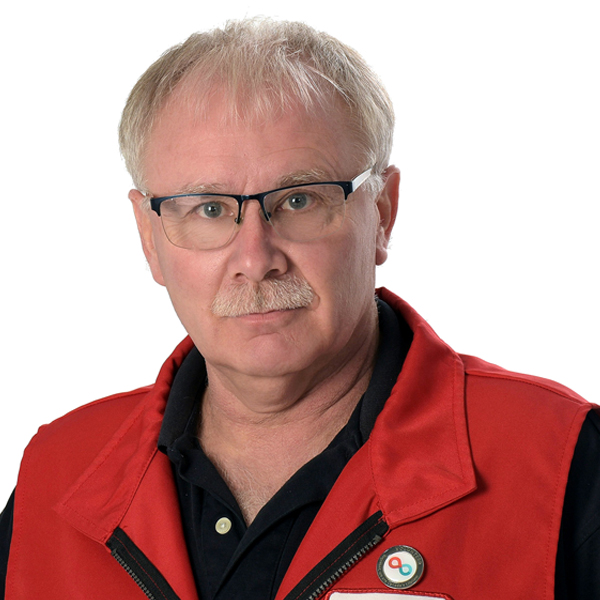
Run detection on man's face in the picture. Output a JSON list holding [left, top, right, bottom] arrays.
[[131, 91, 398, 394]]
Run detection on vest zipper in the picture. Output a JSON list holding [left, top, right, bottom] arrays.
[[282, 511, 389, 600], [107, 527, 182, 600], [111, 547, 157, 600]]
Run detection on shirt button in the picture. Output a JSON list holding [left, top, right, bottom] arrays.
[[215, 517, 232, 535]]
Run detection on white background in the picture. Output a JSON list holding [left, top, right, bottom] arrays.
[[1, 1, 598, 504]]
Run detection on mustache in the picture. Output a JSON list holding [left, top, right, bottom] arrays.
[[211, 276, 315, 317]]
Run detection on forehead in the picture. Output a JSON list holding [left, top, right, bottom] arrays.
[[142, 88, 362, 196]]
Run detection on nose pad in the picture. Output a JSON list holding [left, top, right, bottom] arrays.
[[259, 199, 273, 223]]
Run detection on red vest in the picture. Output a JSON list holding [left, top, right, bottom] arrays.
[[6, 290, 593, 600]]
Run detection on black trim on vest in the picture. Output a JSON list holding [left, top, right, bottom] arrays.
[[107, 527, 182, 600]]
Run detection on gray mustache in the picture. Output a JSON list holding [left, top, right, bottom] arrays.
[[211, 276, 315, 317]]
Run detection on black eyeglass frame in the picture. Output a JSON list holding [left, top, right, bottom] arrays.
[[148, 168, 373, 225]]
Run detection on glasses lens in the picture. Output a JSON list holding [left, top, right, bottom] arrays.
[[264, 184, 346, 242], [159, 195, 239, 250]]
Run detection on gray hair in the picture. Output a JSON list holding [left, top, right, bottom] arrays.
[[119, 18, 394, 193]]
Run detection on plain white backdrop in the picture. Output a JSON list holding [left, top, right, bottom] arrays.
[[1, 0, 598, 504]]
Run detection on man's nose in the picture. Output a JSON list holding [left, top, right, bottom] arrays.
[[226, 200, 288, 283]]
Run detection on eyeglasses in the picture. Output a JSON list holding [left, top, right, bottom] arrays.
[[148, 168, 372, 251]]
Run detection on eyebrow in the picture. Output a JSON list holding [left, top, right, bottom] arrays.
[[276, 168, 334, 188], [172, 168, 336, 196], [176, 182, 225, 195]]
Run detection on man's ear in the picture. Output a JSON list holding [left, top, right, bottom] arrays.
[[129, 189, 166, 286], [375, 166, 400, 266]]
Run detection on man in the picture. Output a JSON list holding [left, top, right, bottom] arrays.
[[1, 18, 598, 600]]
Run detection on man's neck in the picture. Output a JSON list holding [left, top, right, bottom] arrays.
[[197, 316, 380, 524]]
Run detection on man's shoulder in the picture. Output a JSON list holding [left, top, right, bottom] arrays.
[[29, 385, 155, 459], [25, 337, 194, 464], [11, 384, 161, 520], [461, 354, 587, 402], [460, 353, 593, 420], [379, 287, 594, 421]]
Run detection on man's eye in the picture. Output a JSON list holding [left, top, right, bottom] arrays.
[[196, 202, 225, 219], [281, 193, 313, 211]]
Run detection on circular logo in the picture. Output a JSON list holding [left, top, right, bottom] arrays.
[[376, 545, 424, 589]]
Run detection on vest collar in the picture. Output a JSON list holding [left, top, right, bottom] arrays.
[[371, 288, 476, 526]]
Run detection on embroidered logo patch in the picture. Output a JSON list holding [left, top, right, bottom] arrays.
[[376, 546, 425, 589]]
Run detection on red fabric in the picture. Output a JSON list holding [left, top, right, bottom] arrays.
[[6, 292, 593, 600]]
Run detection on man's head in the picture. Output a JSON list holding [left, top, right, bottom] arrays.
[[121, 19, 399, 400]]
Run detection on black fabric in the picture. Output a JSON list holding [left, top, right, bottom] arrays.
[[159, 299, 408, 600], [0, 491, 13, 598], [555, 408, 600, 599]]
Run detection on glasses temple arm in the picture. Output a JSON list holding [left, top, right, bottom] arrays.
[[350, 168, 372, 192]]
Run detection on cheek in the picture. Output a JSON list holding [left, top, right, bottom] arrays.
[[303, 207, 379, 315], [343, 202, 379, 275], [156, 246, 222, 320]]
